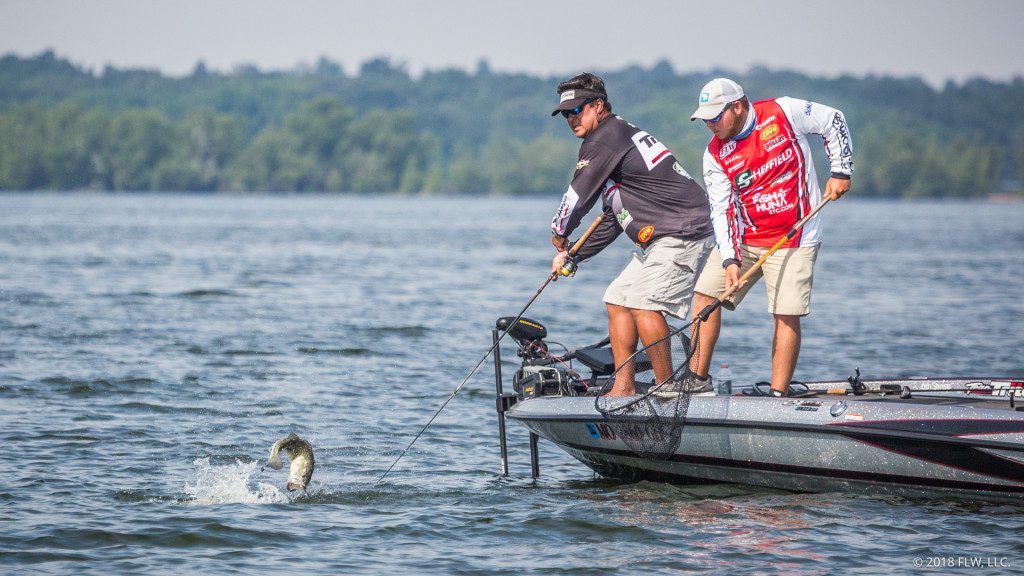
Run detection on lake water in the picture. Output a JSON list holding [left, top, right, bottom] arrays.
[[2, 193, 1023, 574]]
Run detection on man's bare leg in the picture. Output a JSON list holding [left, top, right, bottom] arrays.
[[689, 292, 721, 378], [771, 314, 801, 395], [606, 304, 638, 396], [632, 309, 672, 385]]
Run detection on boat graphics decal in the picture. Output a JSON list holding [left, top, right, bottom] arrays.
[[832, 419, 1024, 437], [783, 400, 822, 412], [851, 435, 1024, 483], [548, 437, 1024, 493], [585, 422, 617, 440]]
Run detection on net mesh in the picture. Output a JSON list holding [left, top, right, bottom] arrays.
[[594, 322, 704, 459]]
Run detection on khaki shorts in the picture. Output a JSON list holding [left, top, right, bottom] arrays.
[[603, 235, 713, 320], [694, 244, 820, 316]]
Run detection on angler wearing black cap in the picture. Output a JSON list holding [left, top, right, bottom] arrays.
[[549, 72, 714, 397]]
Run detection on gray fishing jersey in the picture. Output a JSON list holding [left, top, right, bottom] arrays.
[[551, 115, 713, 260]]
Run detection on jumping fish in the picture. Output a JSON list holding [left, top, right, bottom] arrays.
[[267, 433, 315, 491]]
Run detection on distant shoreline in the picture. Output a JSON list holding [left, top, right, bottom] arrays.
[[1, 190, 1022, 202]]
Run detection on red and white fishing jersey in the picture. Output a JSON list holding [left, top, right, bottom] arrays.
[[703, 97, 853, 264]]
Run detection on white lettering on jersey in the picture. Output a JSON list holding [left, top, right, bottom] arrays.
[[631, 131, 671, 171], [755, 115, 777, 130], [719, 140, 737, 158], [753, 148, 794, 180]]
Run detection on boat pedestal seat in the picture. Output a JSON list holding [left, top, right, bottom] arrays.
[[574, 347, 651, 376]]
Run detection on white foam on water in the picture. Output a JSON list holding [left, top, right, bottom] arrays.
[[184, 457, 288, 504]]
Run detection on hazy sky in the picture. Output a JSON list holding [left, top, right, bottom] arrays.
[[2, 0, 1022, 87]]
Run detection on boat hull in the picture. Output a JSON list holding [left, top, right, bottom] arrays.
[[506, 394, 1024, 500]]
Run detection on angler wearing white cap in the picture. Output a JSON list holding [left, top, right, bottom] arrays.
[[688, 78, 854, 398]]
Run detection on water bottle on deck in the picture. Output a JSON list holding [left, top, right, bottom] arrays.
[[716, 364, 733, 396]]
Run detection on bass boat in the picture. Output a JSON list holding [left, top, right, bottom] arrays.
[[492, 317, 1024, 500]]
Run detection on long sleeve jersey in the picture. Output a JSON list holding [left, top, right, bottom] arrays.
[[551, 115, 712, 261], [703, 97, 853, 264]]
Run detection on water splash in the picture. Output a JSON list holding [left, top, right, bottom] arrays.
[[183, 458, 287, 504]]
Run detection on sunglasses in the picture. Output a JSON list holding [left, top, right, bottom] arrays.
[[705, 101, 735, 124], [560, 97, 597, 118]]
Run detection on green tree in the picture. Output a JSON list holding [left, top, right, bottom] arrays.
[[101, 108, 180, 190]]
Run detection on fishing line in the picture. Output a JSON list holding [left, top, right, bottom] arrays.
[[377, 213, 605, 482]]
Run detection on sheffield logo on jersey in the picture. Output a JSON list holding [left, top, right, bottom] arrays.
[[734, 169, 752, 189], [736, 148, 794, 189]]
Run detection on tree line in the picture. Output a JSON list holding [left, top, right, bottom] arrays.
[[1, 51, 1021, 197]]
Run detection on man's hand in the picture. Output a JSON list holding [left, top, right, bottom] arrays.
[[824, 177, 851, 201], [551, 250, 569, 279], [724, 263, 743, 294]]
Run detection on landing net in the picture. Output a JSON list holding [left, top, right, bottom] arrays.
[[593, 322, 704, 459]]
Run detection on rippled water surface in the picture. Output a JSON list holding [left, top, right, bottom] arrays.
[[2, 194, 1023, 574]]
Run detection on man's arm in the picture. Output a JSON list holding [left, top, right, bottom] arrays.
[[703, 148, 741, 266], [779, 96, 853, 200]]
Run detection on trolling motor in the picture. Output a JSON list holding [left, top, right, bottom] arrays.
[[495, 316, 549, 362], [495, 316, 578, 399]]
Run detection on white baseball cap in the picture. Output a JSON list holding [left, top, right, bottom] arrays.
[[690, 78, 745, 121]]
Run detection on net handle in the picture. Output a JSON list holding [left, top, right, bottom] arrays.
[[698, 198, 831, 321]]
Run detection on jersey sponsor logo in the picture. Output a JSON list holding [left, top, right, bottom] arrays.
[[616, 208, 633, 229], [735, 169, 752, 190], [833, 112, 853, 169], [631, 131, 671, 170], [748, 147, 795, 183], [603, 180, 631, 230], [751, 189, 793, 215], [719, 140, 737, 158], [637, 225, 654, 243], [672, 161, 692, 179], [759, 124, 780, 141], [763, 135, 788, 152], [755, 115, 777, 130], [804, 101, 813, 116], [771, 170, 795, 185], [576, 159, 590, 171]]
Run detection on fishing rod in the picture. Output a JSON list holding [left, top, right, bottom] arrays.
[[377, 213, 605, 482]]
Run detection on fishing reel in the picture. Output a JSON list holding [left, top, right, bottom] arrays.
[[559, 255, 578, 277], [496, 316, 549, 361]]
